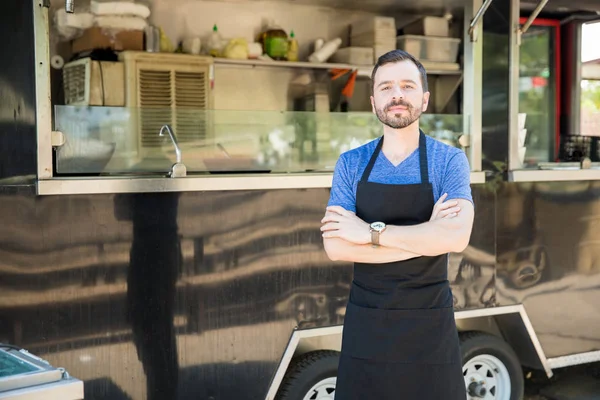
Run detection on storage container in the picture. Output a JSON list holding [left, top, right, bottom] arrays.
[[396, 35, 461, 63], [330, 47, 374, 65], [351, 29, 397, 47], [350, 16, 396, 38], [401, 16, 449, 37]]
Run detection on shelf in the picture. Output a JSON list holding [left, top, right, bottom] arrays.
[[213, 58, 462, 77], [37, 172, 486, 195]]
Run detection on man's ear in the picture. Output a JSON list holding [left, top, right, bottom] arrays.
[[422, 91, 430, 112], [370, 96, 376, 114]]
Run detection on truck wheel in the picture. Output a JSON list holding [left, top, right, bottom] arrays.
[[461, 332, 524, 400], [276, 350, 339, 400]]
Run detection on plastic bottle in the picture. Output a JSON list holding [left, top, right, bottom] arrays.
[[207, 24, 222, 57], [308, 38, 341, 63], [287, 30, 299, 62], [263, 20, 288, 60]]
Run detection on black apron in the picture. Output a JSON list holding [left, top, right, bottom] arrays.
[[335, 132, 466, 399]]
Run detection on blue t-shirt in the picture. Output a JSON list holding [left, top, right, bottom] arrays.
[[327, 135, 473, 212]]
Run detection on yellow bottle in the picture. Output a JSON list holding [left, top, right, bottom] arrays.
[[287, 30, 299, 62]]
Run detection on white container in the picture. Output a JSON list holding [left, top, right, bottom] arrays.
[[519, 128, 527, 147], [330, 47, 374, 65], [401, 16, 449, 37], [518, 146, 527, 164], [351, 16, 396, 37], [518, 113, 527, 130], [396, 35, 461, 63], [308, 38, 342, 63]]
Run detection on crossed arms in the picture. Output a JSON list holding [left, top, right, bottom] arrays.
[[321, 194, 474, 264]]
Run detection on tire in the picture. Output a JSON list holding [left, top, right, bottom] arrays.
[[461, 331, 525, 400], [275, 350, 340, 400]]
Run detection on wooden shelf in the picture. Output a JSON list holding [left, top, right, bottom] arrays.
[[213, 58, 462, 77]]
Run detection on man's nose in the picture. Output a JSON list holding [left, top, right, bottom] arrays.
[[390, 86, 404, 99]]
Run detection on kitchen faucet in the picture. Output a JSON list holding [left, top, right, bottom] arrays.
[[159, 125, 187, 178]]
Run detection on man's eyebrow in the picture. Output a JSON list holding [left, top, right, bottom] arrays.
[[377, 79, 418, 87], [376, 80, 393, 88], [402, 79, 418, 85]]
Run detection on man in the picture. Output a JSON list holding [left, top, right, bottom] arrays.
[[320, 49, 474, 399]]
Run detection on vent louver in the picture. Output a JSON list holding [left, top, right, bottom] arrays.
[[136, 57, 210, 147], [63, 62, 87, 105]]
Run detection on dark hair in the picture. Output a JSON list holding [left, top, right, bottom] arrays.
[[371, 49, 429, 93]]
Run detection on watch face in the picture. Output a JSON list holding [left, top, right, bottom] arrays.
[[371, 221, 386, 232]]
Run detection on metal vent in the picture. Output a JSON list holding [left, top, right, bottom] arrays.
[[138, 69, 173, 147], [174, 71, 207, 142], [63, 62, 87, 105], [137, 67, 209, 147]]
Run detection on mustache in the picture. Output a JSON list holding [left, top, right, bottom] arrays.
[[384, 100, 412, 111]]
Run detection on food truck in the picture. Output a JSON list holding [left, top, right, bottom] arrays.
[[1, 0, 600, 399]]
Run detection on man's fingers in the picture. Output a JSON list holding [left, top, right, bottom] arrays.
[[442, 212, 458, 219], [326, 206, 352, 216], [439, 206, 461, 217], [321, 214, 341, 224], [438, 200, 459, 211], [322, 230, 340, 238], [320, 223, 340, 232], [434, 193, 448, 207]]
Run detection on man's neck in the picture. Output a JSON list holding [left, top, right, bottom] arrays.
[[381, 121, 420, 164]]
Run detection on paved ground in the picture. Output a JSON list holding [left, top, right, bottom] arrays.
[[523, 362, 600, 400]]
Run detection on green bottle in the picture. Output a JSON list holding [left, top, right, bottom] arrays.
[[264, 20, 288, 61]]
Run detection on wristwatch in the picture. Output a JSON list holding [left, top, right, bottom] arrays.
[[370, 221, 386, 247]]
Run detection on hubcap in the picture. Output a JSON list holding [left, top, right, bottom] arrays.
[[303, 377, 336, 400], [463, 354, 511, 400]]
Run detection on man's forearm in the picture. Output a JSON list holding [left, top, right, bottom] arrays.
[[324, 238, 420, 263], [379, 217, 472, 256]]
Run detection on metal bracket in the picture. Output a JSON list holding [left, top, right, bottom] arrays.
[[51, 131, 66, 147], [517, 0, 549, 46], [469, 0, 495, 42]]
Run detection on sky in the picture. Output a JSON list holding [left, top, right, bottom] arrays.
[[582, 21, 600, 62]]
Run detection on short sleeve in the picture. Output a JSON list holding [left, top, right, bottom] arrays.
[[442, 151, 473, 205], [327, 153, 357, 212]]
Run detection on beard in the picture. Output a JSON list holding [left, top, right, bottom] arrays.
[[375, 99, 422, 129]]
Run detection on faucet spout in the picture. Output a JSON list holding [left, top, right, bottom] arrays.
[[159, 124, 182, 163], [159, 124, 186, 178], [65, 0, 74, 13]]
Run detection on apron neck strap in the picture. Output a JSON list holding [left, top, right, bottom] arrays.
[[360, 136, 384, 182], [418, 130, 429, 183], [360, 131, 429, 184]]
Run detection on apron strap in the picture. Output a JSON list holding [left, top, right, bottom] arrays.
[[360, 132, 429, 184], [360, 136, 384, 182], [418, 130, 429, 184]]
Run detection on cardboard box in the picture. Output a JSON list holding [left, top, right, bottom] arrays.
[[71, 27, 144, 53]]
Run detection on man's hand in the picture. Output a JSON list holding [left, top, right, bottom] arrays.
[[430, 193, 462, 221], [321, 197, 460, 246], [320, 206, 370, 245]]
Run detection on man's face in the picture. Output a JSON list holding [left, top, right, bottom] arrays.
[[370, 60, 430, 129]]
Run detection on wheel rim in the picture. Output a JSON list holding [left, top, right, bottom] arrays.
[[303, 377, 336, 400], [463, 354, 511, 400]]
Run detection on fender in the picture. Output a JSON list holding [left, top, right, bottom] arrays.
[[264, 304, 554, 400]]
